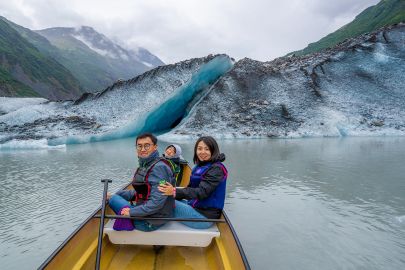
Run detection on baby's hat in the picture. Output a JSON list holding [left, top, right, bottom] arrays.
[[166, 144, 183, 159]]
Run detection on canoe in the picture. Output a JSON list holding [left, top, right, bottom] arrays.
[[38, 163, 250, 270]]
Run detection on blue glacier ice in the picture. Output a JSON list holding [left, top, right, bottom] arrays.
[[0, 55, 232, 147], [49, 55, 233, 145]]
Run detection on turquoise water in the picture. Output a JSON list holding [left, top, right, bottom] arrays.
[[0, 137, 404, 269]]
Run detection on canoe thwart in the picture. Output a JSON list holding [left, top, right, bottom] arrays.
[[104, 219, 220, 247], [93, 214, 226, 223]]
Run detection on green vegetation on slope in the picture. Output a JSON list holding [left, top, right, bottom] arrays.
[[0, 18, 83, 99], [293, 0, 405, 56], [0, 67, 40, 97]]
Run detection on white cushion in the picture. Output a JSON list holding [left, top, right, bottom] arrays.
[[104, 219, 220, 247]]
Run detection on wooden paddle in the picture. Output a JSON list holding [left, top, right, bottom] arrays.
[[95, 179, 112, 270]]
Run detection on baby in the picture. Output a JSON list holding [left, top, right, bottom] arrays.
[[163, 144, 183, 160], [163, 144, 184, 186]]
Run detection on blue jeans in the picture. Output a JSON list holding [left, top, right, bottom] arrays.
[[174, 200, 213, 229], [108, 194, 162, 232]]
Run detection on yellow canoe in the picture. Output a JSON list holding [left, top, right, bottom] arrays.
[[38, 164, 250, 270]]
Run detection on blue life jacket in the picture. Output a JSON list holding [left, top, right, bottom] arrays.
[[187, 162, 227, 209]]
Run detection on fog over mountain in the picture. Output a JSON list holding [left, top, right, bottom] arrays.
[[35, 25, 164, 92]]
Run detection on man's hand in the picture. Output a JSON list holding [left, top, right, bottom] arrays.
[[106, 192, 112, 200]]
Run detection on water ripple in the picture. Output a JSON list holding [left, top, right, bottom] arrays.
[[395, 215, 405, 224]]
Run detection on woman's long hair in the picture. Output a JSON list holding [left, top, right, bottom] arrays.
[[193, 136, 220, 164]]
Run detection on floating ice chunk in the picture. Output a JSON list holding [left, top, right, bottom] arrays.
[[0, 139, 65, 151]]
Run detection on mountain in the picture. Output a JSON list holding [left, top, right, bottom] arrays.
[[292, 0, 405, 56], [1, 17, 164, 98], [35, 26, 164, 92], [0, 18, 83, 100]]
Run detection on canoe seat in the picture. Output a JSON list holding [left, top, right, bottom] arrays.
[[104, 220, 220, 247]]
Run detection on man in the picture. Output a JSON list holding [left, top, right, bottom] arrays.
[[107, 133, 175, 231]]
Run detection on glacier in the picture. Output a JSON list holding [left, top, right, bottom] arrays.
[[0, 55, 233, 148], [1, 23, 405, 149], [164, 23, 405, 139]]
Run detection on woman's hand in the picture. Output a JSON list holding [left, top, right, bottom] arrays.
[[158, 182, 174, 196], [120, 207, 130, 216]]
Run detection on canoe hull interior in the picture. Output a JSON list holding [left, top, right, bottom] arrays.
[[39, 164, 249, 269], [41, 208, 246, 269]]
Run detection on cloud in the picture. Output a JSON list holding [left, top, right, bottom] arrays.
[[0, 0, 380, 63]]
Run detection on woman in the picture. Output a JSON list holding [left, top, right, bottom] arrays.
[[158, 136, 227, 229]]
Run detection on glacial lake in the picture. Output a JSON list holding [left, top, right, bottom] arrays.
[[0, 137, 404, 269]]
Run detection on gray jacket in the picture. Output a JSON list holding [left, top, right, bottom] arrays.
[[116, 151, 175, 221]]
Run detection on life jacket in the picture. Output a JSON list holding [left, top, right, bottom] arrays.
[[187, 162, 227, 210], [163, 157, 191, 187], [131, 157, 175, 204], [129, 155, 177, 225], [165, 159, 181, 185]]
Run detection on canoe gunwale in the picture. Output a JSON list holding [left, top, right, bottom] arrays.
[[223, 211, 251, 270], [37, 182, 131, 270], [37, 205, 103, 269]]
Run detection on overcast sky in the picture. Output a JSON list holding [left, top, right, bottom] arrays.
[[0, 0, 380, 64]]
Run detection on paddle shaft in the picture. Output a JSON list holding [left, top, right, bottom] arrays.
[[94, 214, 226, 223], [95, 179, 112, 270]]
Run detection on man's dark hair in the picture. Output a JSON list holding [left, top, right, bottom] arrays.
[[193, 136, 220, 164], [136, 132, 158, 145]]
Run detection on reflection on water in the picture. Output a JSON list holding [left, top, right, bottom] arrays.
[[220, 137, 405, 270], [0, 138, 137, 269], [0, 137, 405, 269]]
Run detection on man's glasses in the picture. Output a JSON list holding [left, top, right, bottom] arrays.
[[136, 144, 153, 151]]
